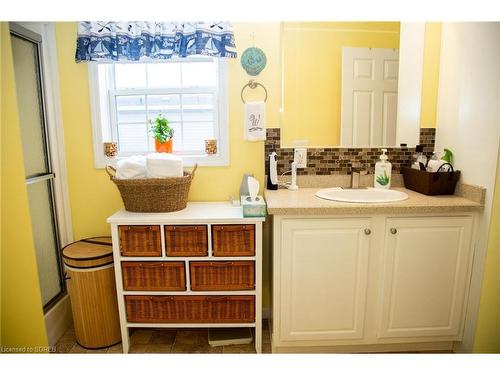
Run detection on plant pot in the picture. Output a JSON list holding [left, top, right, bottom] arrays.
[[155, 139, 173, 153]]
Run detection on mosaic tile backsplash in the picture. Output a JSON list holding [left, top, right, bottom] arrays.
[[264, 128, 436, 176]]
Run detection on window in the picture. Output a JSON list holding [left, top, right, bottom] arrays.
[[89, 57, 229, 167]]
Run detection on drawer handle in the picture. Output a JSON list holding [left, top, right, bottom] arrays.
[[149, 296, 174, 302], [216, 226, 252, 232], [138, 263, 165, 268], [364, 228, 371, 235], [209, 262, 235, 267], [126, 226, 156, 231], [206, 296, 228, 302], [390, 228, 397, 234], [169, 226, 205, 232]]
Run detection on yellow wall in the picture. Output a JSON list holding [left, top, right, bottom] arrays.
[[281, 22, 401, 146], [2, 20, 498, 351], [52, 21, 442, 315], [55, 22, 281, 307], [0, 22, 48, 348], [56, 22, 281, 238], [420, 22, 441, 128], [473, 148, 500, 352]]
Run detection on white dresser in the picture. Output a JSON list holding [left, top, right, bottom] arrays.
[[107, 202, 265, 353]]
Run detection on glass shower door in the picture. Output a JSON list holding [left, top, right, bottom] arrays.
[[10, 24, 65, 310]]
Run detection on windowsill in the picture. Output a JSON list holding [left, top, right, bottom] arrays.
[[96, 152, 229, 169]]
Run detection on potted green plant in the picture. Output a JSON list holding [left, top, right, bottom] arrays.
[[150, 114, 174, 153]]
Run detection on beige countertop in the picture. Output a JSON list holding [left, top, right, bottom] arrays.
[[265, 187, 484, 215]]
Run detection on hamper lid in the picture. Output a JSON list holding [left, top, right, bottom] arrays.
[[62, 237, 113, 268]]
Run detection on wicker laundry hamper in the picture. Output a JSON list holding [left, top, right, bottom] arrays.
[[63, 237, 121, 349], [106, 164, 197, 213]]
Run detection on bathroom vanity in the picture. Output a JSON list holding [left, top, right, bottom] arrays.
[[265, 185, 485, 353], [107, 203, 264, 353]]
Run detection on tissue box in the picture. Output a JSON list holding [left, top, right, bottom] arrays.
[[241, 195, 267, 217]]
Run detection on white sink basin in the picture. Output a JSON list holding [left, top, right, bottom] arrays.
[[315, 187, 409, 203]]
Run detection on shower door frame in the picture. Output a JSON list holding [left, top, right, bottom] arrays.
[[10, 22, 73, 312]]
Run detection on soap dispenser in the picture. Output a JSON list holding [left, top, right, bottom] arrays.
[[374, 148, 392, 189]]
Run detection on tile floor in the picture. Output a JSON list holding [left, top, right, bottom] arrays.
[[55, 320, 272, 354]]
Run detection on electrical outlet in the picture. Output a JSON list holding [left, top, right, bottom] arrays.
[[294, 148, 307, 168]]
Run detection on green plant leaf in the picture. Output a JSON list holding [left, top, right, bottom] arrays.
[[149, 113, 174, 142], [442, 148, 453, 164]]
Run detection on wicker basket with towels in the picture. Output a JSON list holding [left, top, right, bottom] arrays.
[[106, 164, 197, 213]]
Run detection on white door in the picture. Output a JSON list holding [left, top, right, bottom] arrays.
[[377, 216, 473, 339], [280, 218, 372, 342], [341, 47, 399, 147]]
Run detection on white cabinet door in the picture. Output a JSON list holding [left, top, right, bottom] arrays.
[[378, 216, 473, 339], [280, 218, 372, 341]]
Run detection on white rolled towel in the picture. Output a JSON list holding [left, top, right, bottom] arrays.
[[115, 155, 147, 179], [146, 153, 183, 178]]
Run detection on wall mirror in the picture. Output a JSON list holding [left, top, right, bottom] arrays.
[[280, 22, 438, 148]]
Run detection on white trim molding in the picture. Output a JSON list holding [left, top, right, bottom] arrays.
[[16, 21, 74, 346], [17, 22, 74, 246], [396, 22, 425, 147], [88, 58, 229, 169], [44, 295, 73, 346]]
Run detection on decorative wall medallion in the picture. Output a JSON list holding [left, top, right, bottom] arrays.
[[241, 47, 267, 76]]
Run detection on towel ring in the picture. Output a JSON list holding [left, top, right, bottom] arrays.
[[241, 79, 268, 103]]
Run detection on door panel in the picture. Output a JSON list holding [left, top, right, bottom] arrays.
[[378, 217, 473, 339], [26, 181, 63, 305], [11, 25, 64, 309], [341, 47, 399, 147], [280, 218, 371, 341], [382, 92, 398, 145], [10, 34, 50, 177], [353, 91, 373, 146]]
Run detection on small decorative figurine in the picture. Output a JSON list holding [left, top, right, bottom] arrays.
[[103, 142, 118, 158], [241, 47, 267, 76], [205, 139, 218, 155]]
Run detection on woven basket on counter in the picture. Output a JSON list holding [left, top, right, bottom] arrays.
[[106, 164, 197, 213], [401, 166, 460, 196]]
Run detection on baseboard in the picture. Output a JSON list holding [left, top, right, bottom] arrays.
[[44, 294, 73, 346], [271, 340, 454, 353]]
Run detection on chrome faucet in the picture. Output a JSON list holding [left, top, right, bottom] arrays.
[[350, 169, 368, 189]]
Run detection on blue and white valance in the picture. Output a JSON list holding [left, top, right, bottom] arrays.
[[75, 21, 237, 62]]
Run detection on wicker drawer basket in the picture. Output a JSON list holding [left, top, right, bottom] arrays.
[[119, 225, 161, 257], [125, 295, 255, 323], [190, 261, 255, 291], [212, 225, 255, 257], [121, 262, 186, 291], [165, 225, 208, 257]]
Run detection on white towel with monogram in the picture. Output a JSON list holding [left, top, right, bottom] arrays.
[[244, 101, 266, 141]]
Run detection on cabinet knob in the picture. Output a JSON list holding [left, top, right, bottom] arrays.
[[390, 228, 397, 234], [364, 228, 371, 235]]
